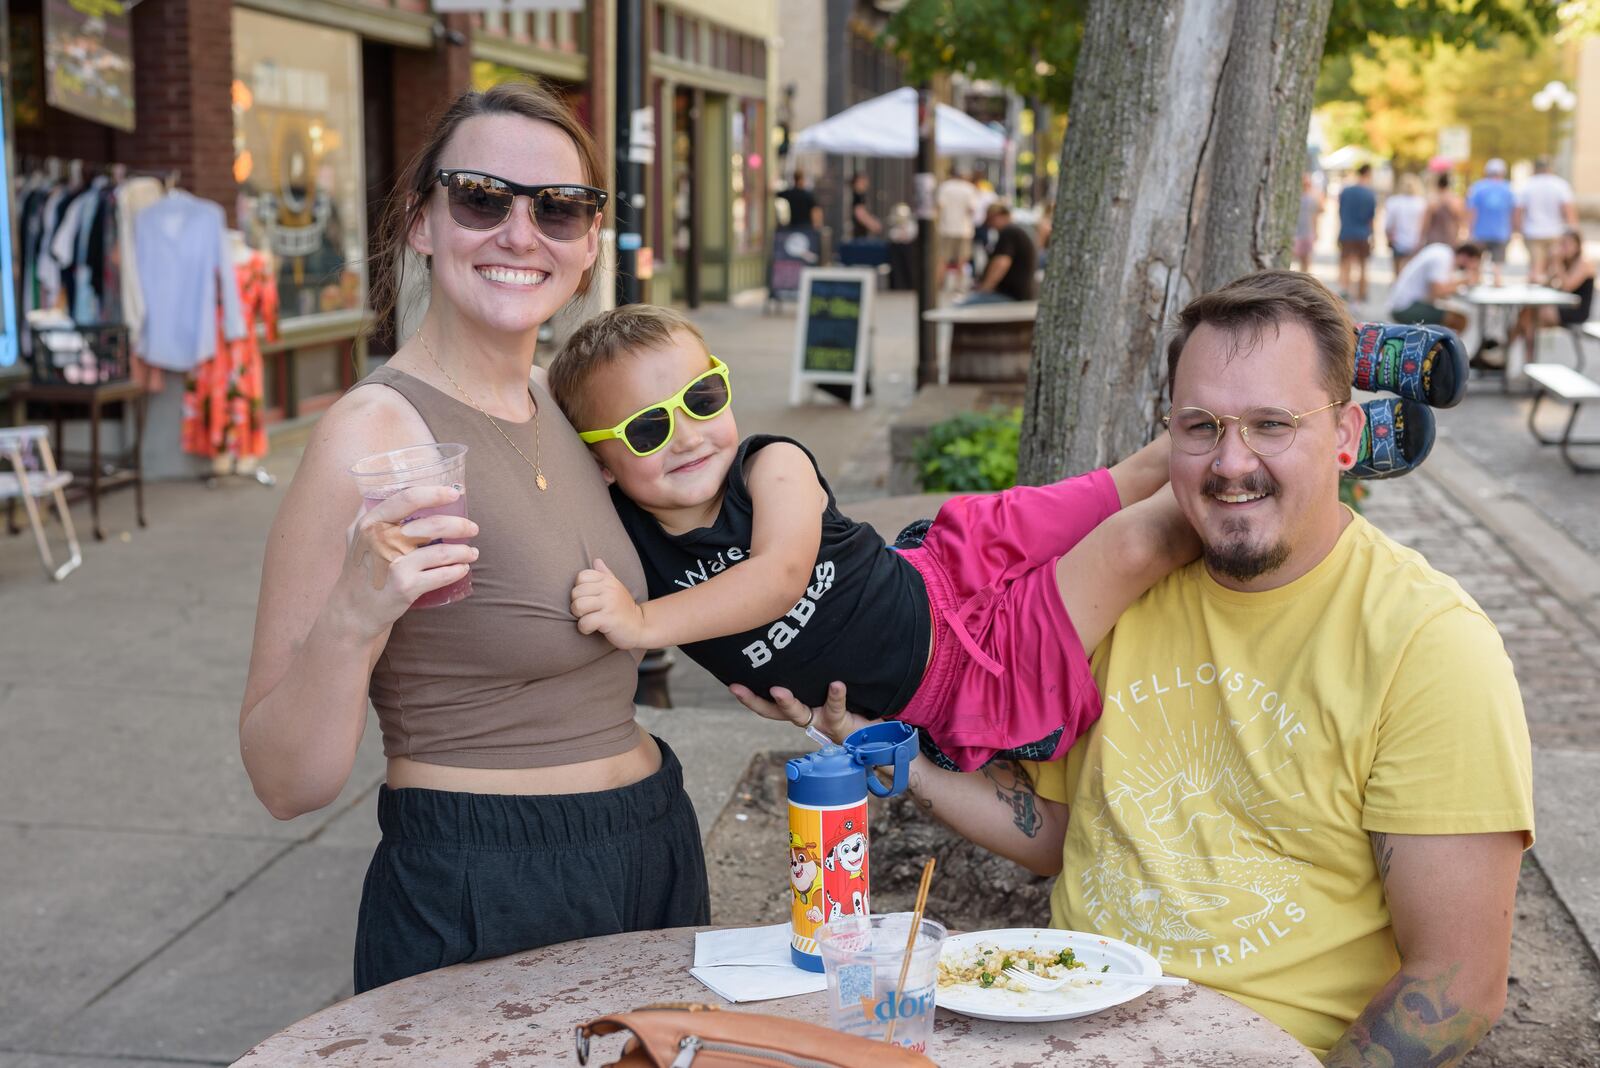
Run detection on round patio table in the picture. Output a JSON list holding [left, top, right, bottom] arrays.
[[237, 926, 1319, 1067], [1458, 283, 1580, 388]]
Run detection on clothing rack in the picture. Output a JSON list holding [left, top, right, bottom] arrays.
[[16, 156, 181, 191]]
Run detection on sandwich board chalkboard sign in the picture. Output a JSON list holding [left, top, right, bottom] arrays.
[[789, 267, 874, 410]]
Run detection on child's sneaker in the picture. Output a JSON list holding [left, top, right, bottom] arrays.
[[1353, 322, 1468, 409], [1346, 397, 1435, 480]]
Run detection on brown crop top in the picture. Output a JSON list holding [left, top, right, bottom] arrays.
[[358, 365, 648, 768]]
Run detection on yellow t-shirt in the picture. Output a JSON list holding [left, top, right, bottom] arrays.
[[1029, 512, 1534, 1054]]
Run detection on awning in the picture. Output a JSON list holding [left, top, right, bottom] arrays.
[[792, 87, 1006, 159]]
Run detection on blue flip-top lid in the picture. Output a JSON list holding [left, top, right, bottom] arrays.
[[786, 721, 918, 805]]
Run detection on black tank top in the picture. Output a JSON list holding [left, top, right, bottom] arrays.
[[610, 435, 931, 718]]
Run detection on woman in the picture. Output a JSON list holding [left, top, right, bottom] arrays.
[[1420, 172, 1464, 249], [1384, 173, 1426, 276], [1508, 228, 1594, 364], [240, 82, 709, 993]]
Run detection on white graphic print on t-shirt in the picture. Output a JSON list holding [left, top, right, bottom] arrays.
[[1079, 661, 1316, 970], [740, 559, 837, 668]]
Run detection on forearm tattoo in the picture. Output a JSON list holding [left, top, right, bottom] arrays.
[[905, 767, 937, 818], [1323, 966, 1492, 1068], [983, 760, 1041, 838]]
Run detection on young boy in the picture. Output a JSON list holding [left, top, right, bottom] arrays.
[[548, 305, 1195, 772]]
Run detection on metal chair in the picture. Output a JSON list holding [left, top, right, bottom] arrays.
[[1, 426, 82, 580]]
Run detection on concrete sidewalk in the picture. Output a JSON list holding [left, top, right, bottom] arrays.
[[2, 274, 1598, 1065]]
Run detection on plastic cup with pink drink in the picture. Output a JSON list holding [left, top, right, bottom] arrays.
[[349, 442, 472, 609]]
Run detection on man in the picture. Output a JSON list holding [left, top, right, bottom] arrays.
[[849, 171, 882, 239], [1516, 157, 1577, 279], [741, 270, 1533, 1064], [776, 169, 823, 230], [1467, 159, 1515, 286], [1387, 241, 1482, 332], [1337, 164, 1377, 303], [935, 171, 980, 290], [960, 202, 1036, 305]]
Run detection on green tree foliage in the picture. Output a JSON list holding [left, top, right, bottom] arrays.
[[1323, 0, 1560, 58], [881, 0, 1557, 112], [882, 0, 1088, 110], [1314, 34, 1568, 168]]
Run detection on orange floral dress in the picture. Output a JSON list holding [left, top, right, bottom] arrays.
[[182, 251, 277, 460]]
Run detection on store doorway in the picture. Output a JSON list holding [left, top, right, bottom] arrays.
[[671, 86, 699, 308]]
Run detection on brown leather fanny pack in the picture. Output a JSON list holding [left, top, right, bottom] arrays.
[[575, 1003, 937, 1067]]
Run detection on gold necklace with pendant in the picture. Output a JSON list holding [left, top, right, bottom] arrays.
[[417, 332, 549, 491]]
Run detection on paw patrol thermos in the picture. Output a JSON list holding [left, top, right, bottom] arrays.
[[786, 721, 919, 972]]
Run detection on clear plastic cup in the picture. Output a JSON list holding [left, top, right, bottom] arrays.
[[817, 913, 946, 1055], [349, 443, 471, 609]]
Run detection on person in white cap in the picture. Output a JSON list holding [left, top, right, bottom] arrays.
[[1466, 159, 1515, 286]]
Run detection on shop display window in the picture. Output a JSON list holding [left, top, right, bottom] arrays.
[[732, 99, 766, 257], [232, 9, 366, 325]]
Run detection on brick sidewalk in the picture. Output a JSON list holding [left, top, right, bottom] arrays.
[[1360, 473, 1600, 754]]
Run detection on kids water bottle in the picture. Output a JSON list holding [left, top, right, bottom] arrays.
[[785, 721, 919, 972]]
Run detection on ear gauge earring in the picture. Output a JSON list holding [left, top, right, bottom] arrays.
[[1338, 451, 1353, 466]]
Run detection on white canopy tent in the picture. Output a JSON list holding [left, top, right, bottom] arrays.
[[792, 87, 1005, 159]]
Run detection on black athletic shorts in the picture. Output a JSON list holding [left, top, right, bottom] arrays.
[[353, 736, 709, 993]]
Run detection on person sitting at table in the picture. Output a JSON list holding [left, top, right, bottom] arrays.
[[960, 202, 1037, 306], [1386, 240, 1482, 333], [739, 270, 1534, 1064], [1507, 228, 1594, 366], [239, 82, 709, 994]]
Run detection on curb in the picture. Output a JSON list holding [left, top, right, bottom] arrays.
[[1419, 437, 1600, 639]]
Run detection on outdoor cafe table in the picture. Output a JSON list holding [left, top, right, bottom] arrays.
[[1458, 283, 1580, 388], [238, 926, 1319, 1067], [922, 301, 1039, 386]]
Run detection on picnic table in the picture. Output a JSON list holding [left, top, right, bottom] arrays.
[[1457, 284, 1580, 388], [922, 301, 1038, 386], [237, 926, 1319, 1067]]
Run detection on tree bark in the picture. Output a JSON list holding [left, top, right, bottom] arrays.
[[1019, 0, 1334, 484]]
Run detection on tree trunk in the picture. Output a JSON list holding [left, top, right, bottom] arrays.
[[1019, 0, 1334, 484]]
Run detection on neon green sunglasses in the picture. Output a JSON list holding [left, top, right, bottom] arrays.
[[578, 355, 732, 457]]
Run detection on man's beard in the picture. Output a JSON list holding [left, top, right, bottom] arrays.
[[1201, 471, 1290, 582]]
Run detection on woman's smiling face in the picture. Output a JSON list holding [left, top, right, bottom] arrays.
[[409, 113, 599, 337]]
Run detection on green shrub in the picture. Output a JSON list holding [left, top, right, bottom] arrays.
[[915, 408, 1022, 492]]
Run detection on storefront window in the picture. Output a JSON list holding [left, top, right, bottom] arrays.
[[232, 9, 366, 324], [732, 99, 766, 256]]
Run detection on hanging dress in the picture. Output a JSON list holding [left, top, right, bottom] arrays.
[[182, 251, 278, 461]]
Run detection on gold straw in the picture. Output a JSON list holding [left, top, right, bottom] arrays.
[[883, 857, 936, 1046]]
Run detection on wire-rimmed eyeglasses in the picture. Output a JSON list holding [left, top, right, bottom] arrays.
[[1162, 401, 1342, 457]]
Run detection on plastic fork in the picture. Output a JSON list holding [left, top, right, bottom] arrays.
[[1001, 965, 1191, 991]]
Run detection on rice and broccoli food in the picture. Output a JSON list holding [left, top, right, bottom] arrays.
[[937, 943, 1098, 993]]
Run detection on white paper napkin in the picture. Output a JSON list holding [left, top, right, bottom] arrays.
[[689, 924, 827, 1003]]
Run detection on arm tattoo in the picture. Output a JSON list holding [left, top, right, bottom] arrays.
[[983, 760, 1041, 838], [1323, 965, 1492, 1068], [1371, 832, 1395, 885], [903, 767, 937, 817]]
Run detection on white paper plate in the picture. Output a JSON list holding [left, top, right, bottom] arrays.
[[936, 928, 1162, 1023]]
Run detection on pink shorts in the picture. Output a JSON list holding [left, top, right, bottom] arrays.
[[895, 468, 1121, 772]]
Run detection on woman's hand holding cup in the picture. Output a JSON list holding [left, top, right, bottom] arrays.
[[337, 484, 479, 637]]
